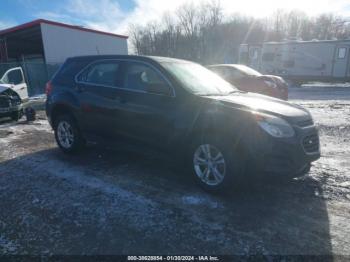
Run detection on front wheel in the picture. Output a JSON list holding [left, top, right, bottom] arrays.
[[54, 115, 85, 154], [189, 136, 245, 193], [11, 110, 22, 121]]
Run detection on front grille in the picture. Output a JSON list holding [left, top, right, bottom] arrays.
[[11, 98, 21, 106], [298, 119, 314, 127], [0, 97, 10, 108], [302, 134, 319, 153]]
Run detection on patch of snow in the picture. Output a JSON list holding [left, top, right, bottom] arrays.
[[182, 195, 202, 205], [19, 156, 157, 209], [0, 120, 52, 149], [303, 82, 350, 88], [182, 195, 222, 209], [0, 235, 18, 253], [29, 94, 46, 101]]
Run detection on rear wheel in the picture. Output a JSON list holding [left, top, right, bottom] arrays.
[[54, 115, 85, 154], [189, 136, 245, 193]]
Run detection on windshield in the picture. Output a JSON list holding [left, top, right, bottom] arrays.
[[234, 65, 262, 76], [161, 62, 237, 96]]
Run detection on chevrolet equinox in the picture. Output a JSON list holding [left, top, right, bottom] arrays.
[[46, 55, 320, 192]]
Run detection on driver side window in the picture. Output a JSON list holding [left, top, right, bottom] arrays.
[[124, 62, 172, 96]]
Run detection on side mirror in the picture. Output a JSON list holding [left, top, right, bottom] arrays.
[[146, 83, 172, 96]]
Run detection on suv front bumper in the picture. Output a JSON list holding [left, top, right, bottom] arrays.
[[0, 104, 23, 117], [246, 124, 320, 178]]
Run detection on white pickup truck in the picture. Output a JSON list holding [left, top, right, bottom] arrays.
[[0, 67, 29, 121]]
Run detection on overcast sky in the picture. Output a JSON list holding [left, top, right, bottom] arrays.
[[0, 0, 350, 35]]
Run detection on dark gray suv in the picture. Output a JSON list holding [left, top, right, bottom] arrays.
[[46, 55, 320, 192]]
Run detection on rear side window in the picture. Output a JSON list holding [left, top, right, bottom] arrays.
[[53, 59, 89, 86], [77, 61, 122, 87]]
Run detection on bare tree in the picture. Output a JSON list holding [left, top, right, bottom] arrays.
[[129, 2, 350, 64]]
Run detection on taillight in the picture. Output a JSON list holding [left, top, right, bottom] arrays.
[[45, 81, 53, 95]]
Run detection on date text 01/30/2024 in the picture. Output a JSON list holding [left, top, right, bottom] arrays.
[[127, 256, 219, 261]]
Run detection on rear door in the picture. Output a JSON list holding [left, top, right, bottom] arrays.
[[0, 67, 28, 100], [333, 46, 349, 78], [75, 60, 125, 138]]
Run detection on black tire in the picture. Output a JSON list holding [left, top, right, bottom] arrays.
[[188, 135, 245, 193], [54, 114, 85, 154], [25, 107, 36, 121], [11, 110, 22, 122]]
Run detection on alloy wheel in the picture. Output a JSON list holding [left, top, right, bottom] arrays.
[[193, 144, 226, 186], [57, 121, 74, 149]]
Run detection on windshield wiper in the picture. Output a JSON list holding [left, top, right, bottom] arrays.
[[227, 90, 245, 95], [199, 93, 225, 96], [198, 89, 241, 96]]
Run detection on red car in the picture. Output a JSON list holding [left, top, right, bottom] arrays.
[[208, 64, 288, 100]]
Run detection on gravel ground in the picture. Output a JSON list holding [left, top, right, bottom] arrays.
[[0, 86, 349, 256]]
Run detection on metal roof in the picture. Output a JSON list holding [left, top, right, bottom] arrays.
[[0, 19, 128, 39]]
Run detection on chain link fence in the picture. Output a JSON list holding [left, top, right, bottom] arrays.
[[0, 62, 61, 97]]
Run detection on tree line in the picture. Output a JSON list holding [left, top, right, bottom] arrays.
[[129, 1, 350, 64]]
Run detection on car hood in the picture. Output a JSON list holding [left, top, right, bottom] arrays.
[[0, 84, 12, 94], [205, 92, 311, 122]]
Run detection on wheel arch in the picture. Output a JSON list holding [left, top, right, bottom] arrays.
[[51, 104, 78, 128], [184, 108, 252, 157]]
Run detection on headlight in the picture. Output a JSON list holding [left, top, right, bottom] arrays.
[[254, 112, 295, 138]]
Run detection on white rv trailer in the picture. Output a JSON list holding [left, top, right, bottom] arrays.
[[239, 40, 350, 83]]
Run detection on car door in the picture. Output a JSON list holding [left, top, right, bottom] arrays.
[[0, 67, 29, 100], [113, 60, 177, 147], [75, 60, 125, 138], [333, 46, 349, 78]]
